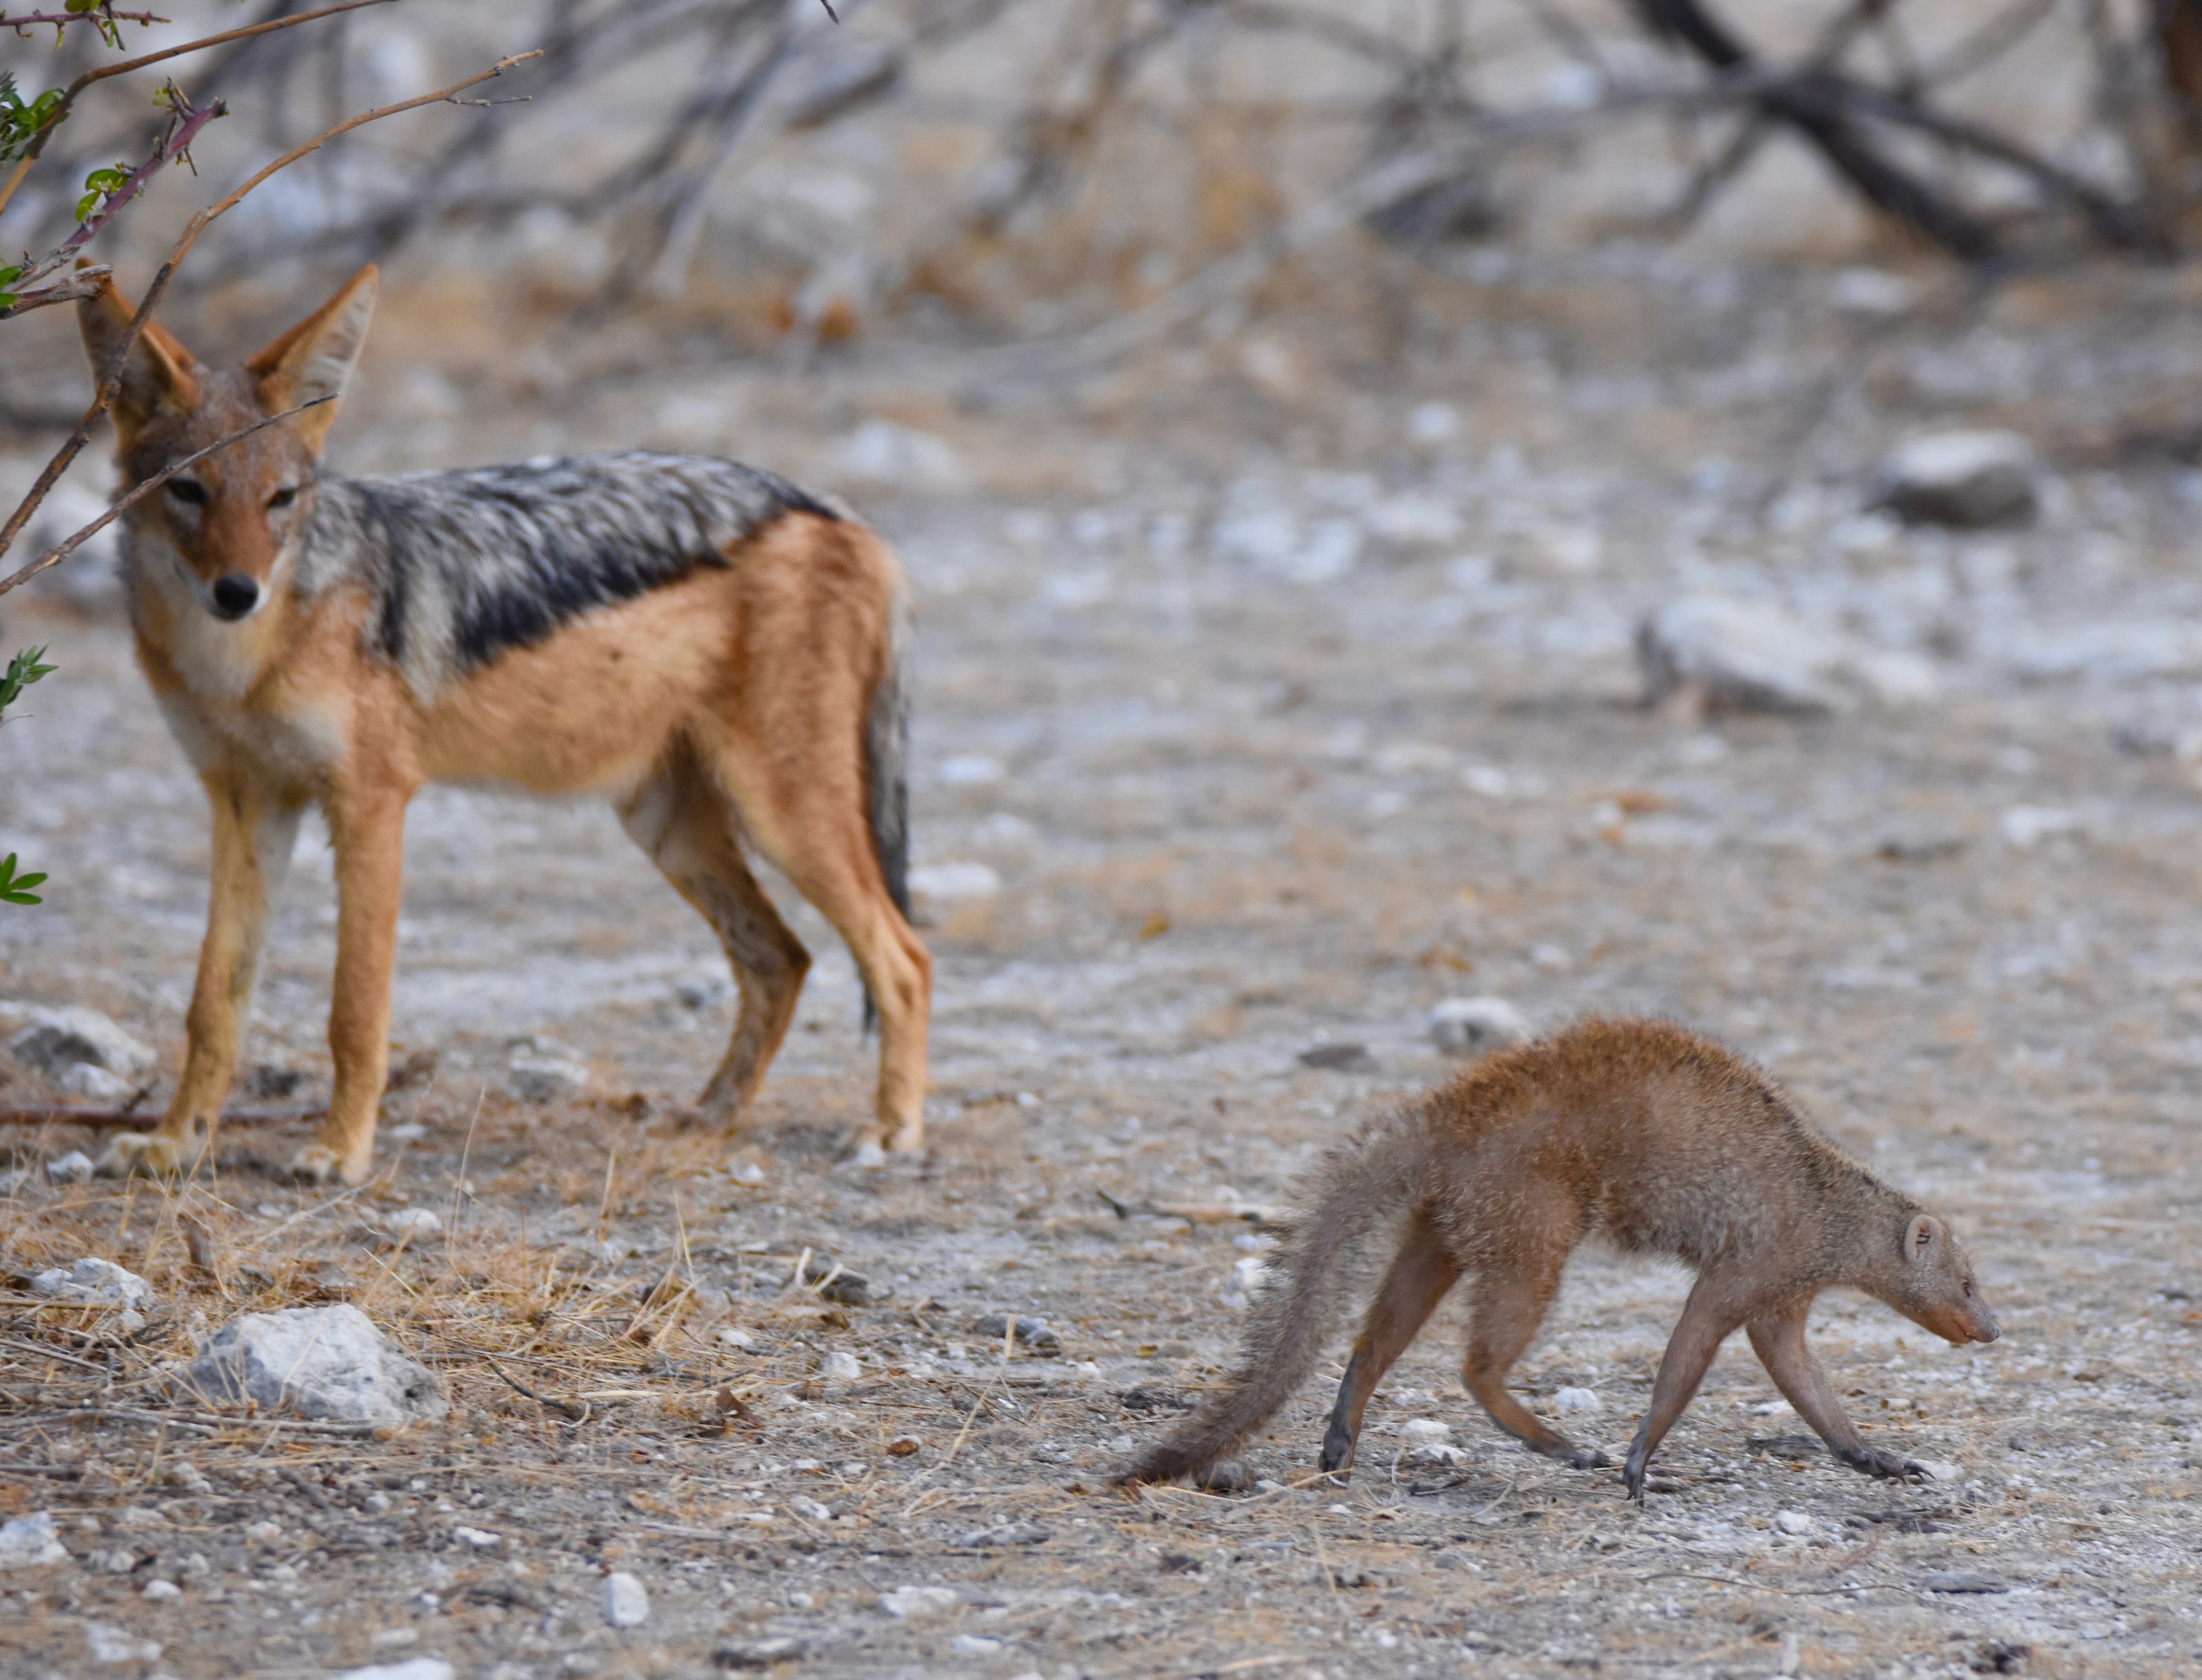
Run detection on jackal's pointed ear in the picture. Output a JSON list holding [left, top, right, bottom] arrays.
[[76, 269, 201, 449], [247, 263, 378, 452]]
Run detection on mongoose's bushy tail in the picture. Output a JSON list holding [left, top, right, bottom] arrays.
[[1118, 1116, 1431, 1487], [861, 601, 911, 1034]]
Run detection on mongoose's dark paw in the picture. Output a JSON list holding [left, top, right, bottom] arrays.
[[1317, 1423, 1356, 1476], [1620, 1453, 1648, 1503], [1830, 1444, 1926, 1481]]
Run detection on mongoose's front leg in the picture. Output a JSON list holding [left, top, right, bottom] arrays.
[[1319, 1215, 1460, 1475], [97, 780, 302, 1179], [294, 786, 410, 1185], [1622, 1281, 1747, 1501], [1746, 1307, 1925, 1482]]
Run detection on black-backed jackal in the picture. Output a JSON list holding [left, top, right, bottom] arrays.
[[76, 265, 930, 1185]]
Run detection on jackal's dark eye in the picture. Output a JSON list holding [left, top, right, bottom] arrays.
[[267, 486, 297, 510], [166, 478, 207, 506]]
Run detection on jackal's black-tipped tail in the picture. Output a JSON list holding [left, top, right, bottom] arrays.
[[861, 601, 911, 1035], [1115, 1117, 1429, 1488]]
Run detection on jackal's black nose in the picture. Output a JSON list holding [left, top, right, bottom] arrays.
[[210, 574, 260, 620]]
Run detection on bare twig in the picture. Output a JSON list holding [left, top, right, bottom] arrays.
[[0, 0, 400, 221], [0, 1105, 322, 1128], [0, 90, 227, 319], [0, 51, 538, 581]]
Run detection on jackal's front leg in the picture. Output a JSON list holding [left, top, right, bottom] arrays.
[[291, 788, 408, 1186], [98, 781, 303, 1180]]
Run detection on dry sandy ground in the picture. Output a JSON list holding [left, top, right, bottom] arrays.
[[3, 251, 2202, 1678]]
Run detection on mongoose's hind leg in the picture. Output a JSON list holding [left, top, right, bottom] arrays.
[[1621, 1278, 1749, 1501], [1320, 1212, 1460, 1475], [618, 753, 810, 1133], [1462, 1256, 1609, 1471], [1747, 1307, 1925, 1483]]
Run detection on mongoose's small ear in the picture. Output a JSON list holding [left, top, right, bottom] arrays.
[[247, 263, 378, 452], [1903, 1214, 1942, 1264], [76, 269, 201, 449]]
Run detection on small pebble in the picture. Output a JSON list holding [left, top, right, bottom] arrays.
[[601, 1569, 649, 1628], [141, 1578, 181, 1600], [45, 1150, 95, 1185], [822, 1350, 862, 1382], [243, 1520, 282, 1545], [1554, 1386, 1603, 1416], [1774, 1510, 1814, 1536]]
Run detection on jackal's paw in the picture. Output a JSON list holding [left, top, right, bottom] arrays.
[[286, 1144, 348, 1186], [94, 1132, 184, 1180]]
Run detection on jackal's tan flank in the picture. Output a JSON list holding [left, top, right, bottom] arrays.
[[1121, 1018, 1998, 1499], [77, 265, 930, 1185]]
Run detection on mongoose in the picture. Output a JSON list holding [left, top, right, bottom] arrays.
[[1120, 1017, 1998, 1500]]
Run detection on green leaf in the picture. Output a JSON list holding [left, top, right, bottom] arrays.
[[0, 854, 46, 907], [0, 646, 56, 714]]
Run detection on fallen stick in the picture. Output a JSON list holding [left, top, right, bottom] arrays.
[[1096, 1190, 1287, 1226], [0, 1106, 321, 1131]]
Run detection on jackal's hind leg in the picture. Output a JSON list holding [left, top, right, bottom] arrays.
[[619, 759, 809, 1134], [99, 782, 303, 1180], [742, 811, 928, 1160]]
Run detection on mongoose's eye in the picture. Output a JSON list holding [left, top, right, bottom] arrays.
[[267, 486, 297, 510], [167, 479, 207, 506]]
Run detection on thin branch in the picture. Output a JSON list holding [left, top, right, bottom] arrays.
[[0, 51, 539, 572], [1, 8, 168, 29], [0, 90, 227, 316], [0, 397, 330, 599], [0, 0, 397, 221]]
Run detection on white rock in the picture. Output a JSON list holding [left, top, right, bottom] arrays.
[[0, 1511, 69, 1568], [242, 1519, 283, 1545], [717, 1327, 756, 1349], [164, 1304, 446, 1423], [1911, 1458, 1963, 1483], [385, 1208, 442, 1237], [1553, 1387, 1603, 1416], [1871, 430, 2039, 528], [0, 1166, 29, 1196], [908, 861, 1001, 903], [1407, 402, 1459, 444], [454, 1526, 500, 1548], [1362, 494, 1463, 547], [1773, 1509, 1815, 1536], [84, 1623, 162, 1665], [31, 1257, 150, 1308], [45, 1150, 94, 1184], [882, 1584, 962, 1623], [791, 1498, 833, 1523], [2001, 806, 2082, 849], [938, 754, 1005, 786], [1637, 594, 1937, 716], [332, 1661, 456, 1680], [831, 420, 966, 490], [506, 1054, 592, 1103], [601, 1569, 650, 1628], [1828, 267, 1917, 319], [2, 1004, 154, 1077], [1430, 997, 1531, 1058], [56, 1062, 134, 1101], [822, 1350, 862, 1382], [1399, 1419, 1453, 1445], [1637, 596, 1846, 714], [141, 1577, 181, 1600]]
